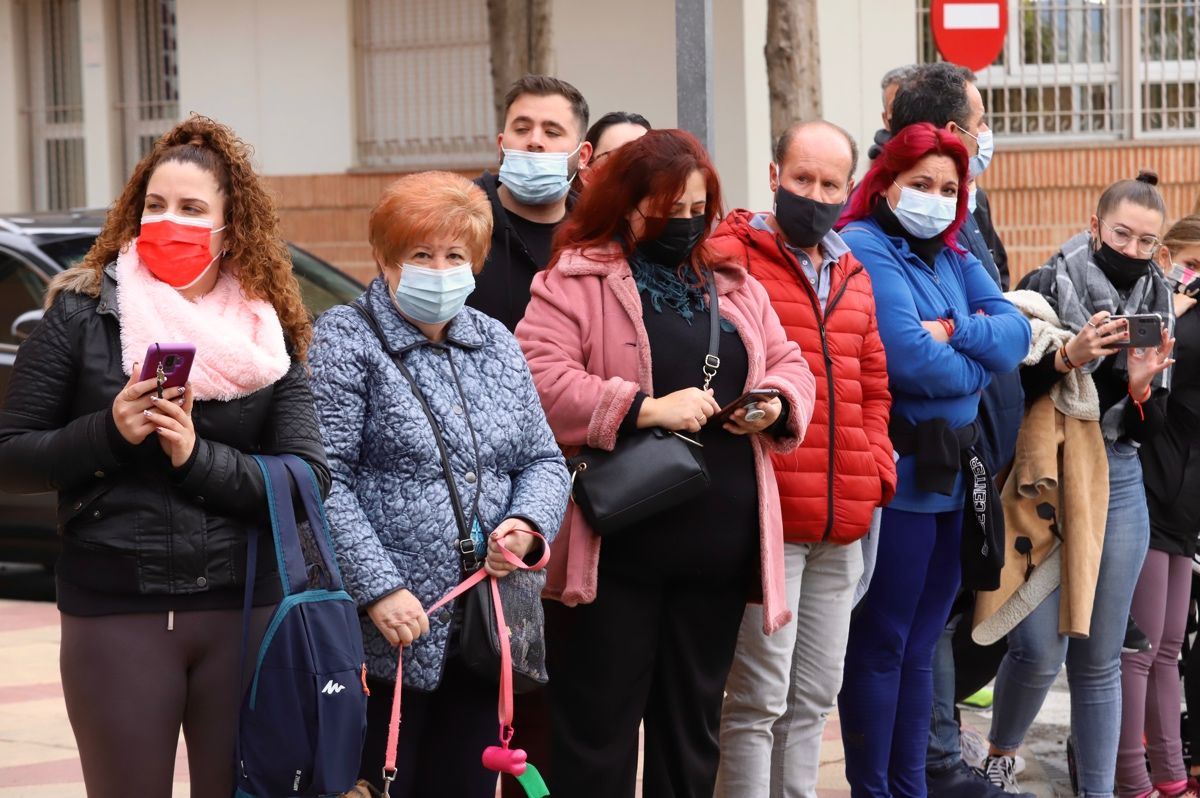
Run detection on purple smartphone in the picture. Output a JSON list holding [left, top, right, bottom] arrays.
[[138, 343, 196, 395]]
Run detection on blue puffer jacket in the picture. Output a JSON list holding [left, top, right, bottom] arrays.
[[309, 277, 570, 690], [842, 217, 1030, 513]]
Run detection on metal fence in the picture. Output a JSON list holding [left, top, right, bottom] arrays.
[[354, 0, 496, 170], [917, 0, 1200, 142], [21, 0, 86, 211], [117, 0, 179, 176]]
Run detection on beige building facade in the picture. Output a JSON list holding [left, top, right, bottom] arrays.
[[3, 0, 1199, 284]]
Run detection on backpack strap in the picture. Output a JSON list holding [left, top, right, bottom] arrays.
[[279, 453, 345, 592]]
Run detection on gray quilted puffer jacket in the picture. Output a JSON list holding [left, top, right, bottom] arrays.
[[309, 277, 569, 690]]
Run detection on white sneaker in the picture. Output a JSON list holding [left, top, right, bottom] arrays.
[[981, 754, 1023, 794], [1014, 754, 1026, 775], [959, 727, 988, 769]]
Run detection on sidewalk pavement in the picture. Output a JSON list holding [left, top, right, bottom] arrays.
[[0, 598, 1066, 797]]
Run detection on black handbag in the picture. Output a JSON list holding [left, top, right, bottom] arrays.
[[566, 270, 720, 536], [349, 302, 548, 693]]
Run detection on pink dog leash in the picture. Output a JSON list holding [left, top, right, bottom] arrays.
[[381, 526, 550, 795]]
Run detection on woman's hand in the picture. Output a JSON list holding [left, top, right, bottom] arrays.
[[723, 397, 783, 436], [920, 320, 950, 343], [638, 388, 721, 433], [111, 363, 163, 445], [484, 517, 539, 578], [1061, 311, 1127, 370], [146, 383, 196, 468], [367, 588, 429, 648], [1127, 326, 1176, 399], [1174, 293, 1197, 318]]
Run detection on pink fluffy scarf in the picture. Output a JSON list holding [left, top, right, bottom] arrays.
[[116, 242, 290, 401]]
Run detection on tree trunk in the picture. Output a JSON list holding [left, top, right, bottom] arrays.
[[486, 0, 553, 129], [764, 0, 822, 144]]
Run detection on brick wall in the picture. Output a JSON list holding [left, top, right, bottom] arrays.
[[981, 141, 1200, 287], [265, 143, 1200, 290], [262, 169, 484, 286]]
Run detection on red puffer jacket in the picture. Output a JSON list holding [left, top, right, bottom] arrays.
[[709, 210, 896, 544]]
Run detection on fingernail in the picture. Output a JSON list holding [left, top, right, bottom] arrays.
[[177, 386, 186, 396], [143, 409, 152, 417]]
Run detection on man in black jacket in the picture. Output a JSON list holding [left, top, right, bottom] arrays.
[[468, 75, 591, 331]]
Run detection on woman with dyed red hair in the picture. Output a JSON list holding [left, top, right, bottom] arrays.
[[515, 129, 815, 796], [833, 122, 1029, 798]]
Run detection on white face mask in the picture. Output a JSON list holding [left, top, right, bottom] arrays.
[[393, 263, 476, 324], [961, 127, 995, 179], [890, 183, 958, 240], [498, 143, 582, 205], [967, 184, 978, 215]]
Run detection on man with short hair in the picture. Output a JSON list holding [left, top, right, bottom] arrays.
[[709, 120, 896, 798], [868, 64, 919, 160], [468, 75, 591, 331]]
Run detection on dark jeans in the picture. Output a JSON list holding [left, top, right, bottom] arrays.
[[359, 657, 499, 797]]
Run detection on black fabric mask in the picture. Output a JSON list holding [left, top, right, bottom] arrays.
[[635, 215, 707, 269], [1094, 242, 1152, 291], [774, 186, 844, 248]]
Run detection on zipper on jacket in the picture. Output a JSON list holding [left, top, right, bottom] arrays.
[[773, 238, 860, 542]]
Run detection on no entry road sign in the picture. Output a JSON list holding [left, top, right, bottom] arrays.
[[931, 0, 1008, 72]]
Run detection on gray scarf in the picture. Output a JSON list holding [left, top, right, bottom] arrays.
[[1025, 230, 1172, 440]]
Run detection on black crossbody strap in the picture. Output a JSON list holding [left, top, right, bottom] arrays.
[[349, 302, 481, 573], [702, 269, 721, 390]]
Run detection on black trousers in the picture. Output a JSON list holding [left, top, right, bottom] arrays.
[[359, 657, 499, 797], [545, 571, 747, 798]]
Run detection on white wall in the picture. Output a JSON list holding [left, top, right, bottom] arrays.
[[0, 0, 30, 213], [818, 0, 917, 178], [551, 0, 774, 211], [79, 0, 123, 207], [176, 0, 356, 175]]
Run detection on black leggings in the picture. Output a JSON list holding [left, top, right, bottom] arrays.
[[60, 607, 270, 798]]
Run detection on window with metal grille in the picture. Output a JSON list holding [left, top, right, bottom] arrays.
[[117, 0, 179, 176], [22, 0, 86, 211], [354, 0, 496, 169], [916, 0, 1200, 141]]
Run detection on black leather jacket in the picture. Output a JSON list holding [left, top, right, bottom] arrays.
[[0, 265, 331, 614]]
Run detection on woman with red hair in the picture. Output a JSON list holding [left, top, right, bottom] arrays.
[[834, 123, 1029, 798], [515, 129, 815, 797]]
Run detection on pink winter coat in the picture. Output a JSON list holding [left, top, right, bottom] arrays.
[[514, 245, 817, 634]]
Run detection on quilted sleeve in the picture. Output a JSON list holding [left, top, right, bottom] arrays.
[[496, 329, 570, 544], [308, 308, 407, 606]]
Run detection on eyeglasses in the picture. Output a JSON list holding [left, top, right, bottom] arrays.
[[1100, 220, 1161, 257]]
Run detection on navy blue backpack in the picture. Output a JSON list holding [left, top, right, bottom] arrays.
[[234, 454, 367, 797]]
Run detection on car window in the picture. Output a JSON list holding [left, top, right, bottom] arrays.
[[288, 245, 364, 317], [0, 248, 49, 349], [35, 236, 94, 271]]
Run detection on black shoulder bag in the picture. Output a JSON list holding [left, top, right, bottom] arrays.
[[349, 302, 548, 693], [566, 270, 719, 536]]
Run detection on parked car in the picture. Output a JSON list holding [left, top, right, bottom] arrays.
[[0, 209, 365, 567]]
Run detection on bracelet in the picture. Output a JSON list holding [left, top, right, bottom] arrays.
[[1059, 344, 1077, 370], [937, 318, 955, 339], [1129, 383, 1151, 421]]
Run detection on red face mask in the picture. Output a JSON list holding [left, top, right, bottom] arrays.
[[136, 213, 225, 288]]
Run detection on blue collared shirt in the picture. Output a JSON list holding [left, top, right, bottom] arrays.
[[750, 213, 849, 311]]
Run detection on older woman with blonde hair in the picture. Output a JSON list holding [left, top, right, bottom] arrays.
[[309, 170, 570, 797]]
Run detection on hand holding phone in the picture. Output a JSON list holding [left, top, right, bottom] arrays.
[[138, 343, 196, 397], [1108, 314, 1164, 349], [711, 389, 782, 425]]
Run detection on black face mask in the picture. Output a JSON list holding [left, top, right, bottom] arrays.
[[1094, 242, 1152, 290], [635, 215, 707, 269], [774, 186, 844, 248]]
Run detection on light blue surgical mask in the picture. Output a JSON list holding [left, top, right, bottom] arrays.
[[962, 127, 994, 179], [890, 183, 958, 240], [394, 263, 475, 324], [498, 143, 581, 205]]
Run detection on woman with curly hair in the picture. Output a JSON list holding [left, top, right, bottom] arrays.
[[0, 115, 330, 797]]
